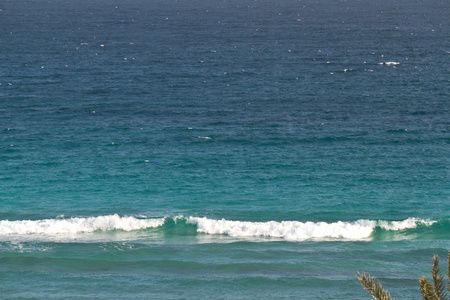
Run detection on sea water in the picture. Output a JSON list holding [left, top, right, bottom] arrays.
[[0, 0, 448, 298]]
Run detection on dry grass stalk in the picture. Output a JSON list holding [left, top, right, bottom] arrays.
[[420, 276, 438, 300], [358, 251, 450, 300], [447, 252, 450, 296], [431, 255, 447, 300], [357, 272, 396, 300]]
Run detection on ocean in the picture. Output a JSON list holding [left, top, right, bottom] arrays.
[[0, 0, 448, 298]]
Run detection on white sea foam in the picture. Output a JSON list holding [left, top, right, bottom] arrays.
[[0, 214, 165, 235], [377, 217, 436, 231], [188, 217, 437, 241], [189, 217, 376, 241], [0, 215, 437, 242]]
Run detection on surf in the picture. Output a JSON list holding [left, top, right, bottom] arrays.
[[0, 215, 445, 242]]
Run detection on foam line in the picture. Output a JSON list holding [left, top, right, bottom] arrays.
[[377, 218, 436, 230], [0, 214, 165, 235], [0, 215, 437, 241], [189, 217, 375, 240], [189, 217, 436, 241]]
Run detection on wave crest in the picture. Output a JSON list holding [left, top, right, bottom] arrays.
[[377, 218, 436, 231], [0, 215, 441, 241], [189, 217, 376, 240], [0, 214, 165, 235]]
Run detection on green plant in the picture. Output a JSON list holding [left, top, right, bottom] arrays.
[[357, 251, 450, 300]]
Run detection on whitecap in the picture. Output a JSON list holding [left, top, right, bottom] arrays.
[[0, 214, 165, 235], [377, 218, 436, 231], [0, 215, 438, 242], [187, 217, 438, 241], [188, 217, 376, 241]]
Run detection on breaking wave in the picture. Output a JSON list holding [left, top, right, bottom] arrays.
[[189, 217, 437, 241], [0, 215, 445, 241], [0, 214, 165, 235]]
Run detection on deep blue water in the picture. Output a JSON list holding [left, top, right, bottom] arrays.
[[0, 0, 449, 298]]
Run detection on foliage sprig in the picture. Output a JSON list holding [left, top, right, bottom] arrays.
[[358, 251, 450, 300]]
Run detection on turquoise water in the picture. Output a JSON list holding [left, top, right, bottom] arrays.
[[0, 0, 449, 298]]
